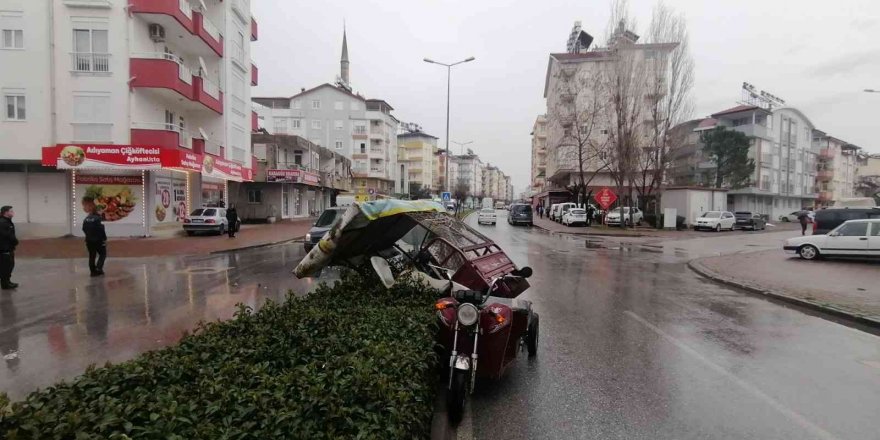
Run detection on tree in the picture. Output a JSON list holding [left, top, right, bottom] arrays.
[[408, 182, 432, 200], [700, 126, 754, 189], [453, 182, 470, 215]]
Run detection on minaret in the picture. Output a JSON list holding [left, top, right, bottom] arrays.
[[340, 26, 350, 86]]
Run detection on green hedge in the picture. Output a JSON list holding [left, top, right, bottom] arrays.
[[0, 272, 440, 439]]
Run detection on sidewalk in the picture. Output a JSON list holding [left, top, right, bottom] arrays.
[[690, 249, 880, 328], [532, 215, 803, 239], [15, 218, 315, 259]]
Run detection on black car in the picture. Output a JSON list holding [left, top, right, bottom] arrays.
[[813, 207, 880, 235], [304, 207, 348, 251], [507, 204, 533, 226], [734, 211, 766, 231]]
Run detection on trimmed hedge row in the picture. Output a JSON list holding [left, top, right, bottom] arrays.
[[0, 271, 440, 439]]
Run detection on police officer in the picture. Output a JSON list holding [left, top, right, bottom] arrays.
[[81, 200, 107, 276], [0, 206, 19, 289]]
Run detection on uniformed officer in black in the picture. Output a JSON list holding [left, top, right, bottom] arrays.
[[81, 200, 108, 277], [0, 205, 19, 289]]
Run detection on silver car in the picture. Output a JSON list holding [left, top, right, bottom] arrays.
[[183, 208, 239, 236]]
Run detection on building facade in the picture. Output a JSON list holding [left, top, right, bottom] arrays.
[[530, 114, 547, 193], [397, 131, 438, 195], [812, 131, 861, 207], [1, 0, 257, 237]]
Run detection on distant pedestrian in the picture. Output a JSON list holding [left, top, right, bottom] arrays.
[[797, 210, 810, 236], [586, 205, 595, 227], [226, 205, 238, 238], [82, 201, 107, 277], [0, 206, 19, 290], [537, 205, 543, 219]]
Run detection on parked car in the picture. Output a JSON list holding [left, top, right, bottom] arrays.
[[780, 210, 814, 223], [606, 207, 643, 226], [562, 208, 588, 226], [734, 211, 766, 231], [784, 219, 880, 260], [304, 207, 348, 251], [548, 204, 561, 222], [693, 211, 736, 231], [813, 207, 880, 235], [554, 202, 578, 223], [478, 208, 497, 225], [183, 208, 240, 236], [507, 204, 533, 226]]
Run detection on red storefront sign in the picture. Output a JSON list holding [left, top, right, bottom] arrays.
[[160, 149, 203, 172], [594, 187, 618, 210], [75, 175, 144, 185], [43, 144, 162, 169], [202, 154, 245, 181], [267, 169, 299, 182], [302, 171, 320, 186]]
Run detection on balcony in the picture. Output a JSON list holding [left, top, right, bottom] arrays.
[[131, 122, 193, 150], [193, 12, 223, 57], [817, 169, 834, 181], [818, 191, 834, 202], [251, 17, 258, 41], [252, 110, 259, 132], [193, 75, 223, 114], [733, 123, 769, 140], [71, 52, 110, 74], [251, 62, 258, 86], [819, 148, 834, 160], [130, 0, 223, 58], [131, 53, 223, 114], [352, 127, 368, 139]]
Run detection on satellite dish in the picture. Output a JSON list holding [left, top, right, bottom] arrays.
[[198, 0, 208, 11], [198, 56, 208, 77], [198, 127, 208, 140]]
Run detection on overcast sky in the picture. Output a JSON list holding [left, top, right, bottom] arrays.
[[253, 0, 880, 193]]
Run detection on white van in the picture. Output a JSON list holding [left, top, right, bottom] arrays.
[[549, 204, 560, 222], [555, 203, 578, 222]]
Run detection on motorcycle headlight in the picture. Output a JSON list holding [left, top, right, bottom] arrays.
[[457, 303, 479, 327], [305, 233, 312, 241]]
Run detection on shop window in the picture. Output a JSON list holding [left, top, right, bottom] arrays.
[[248, 189, 262, 204]]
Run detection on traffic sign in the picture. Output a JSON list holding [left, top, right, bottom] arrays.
[[441, 192, 451, 202], [594, 187, 617, 210]]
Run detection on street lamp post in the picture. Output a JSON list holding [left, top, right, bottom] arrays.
[[424, 56, 475, 193]]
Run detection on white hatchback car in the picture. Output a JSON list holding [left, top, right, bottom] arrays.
[[606, 207, 643, 226], [562, 208, 588, 226], [784, 219, 880, 260], [694, 211, 736, 231], [477, 208, 497, 225]]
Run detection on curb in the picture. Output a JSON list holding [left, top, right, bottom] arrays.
[[687, 258, 880, 330], [531, 221, 650, 238], [208, 235, 305, 255]]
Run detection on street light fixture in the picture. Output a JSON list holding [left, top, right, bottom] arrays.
[[424, 56, 476, 193], [451, 140, 473, 156]]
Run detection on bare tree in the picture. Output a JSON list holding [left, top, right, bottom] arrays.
[[632, 1, 695, 226], [548, 67, 611, 207]]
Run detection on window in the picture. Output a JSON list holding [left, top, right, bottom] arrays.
[[291, 119, 301, 129], [837, 222, 868, 237], [4, 94, 25, 120], [334, 101, 343, 110], [73, 28, 109, 72], [273, 117, 288, 134], [350, 101, 360, 111], [247, 189, 263, 204], [293, 100, 301, 109], [334, 120, 343, 130], [311, 100, 321, 109], [164, 109, 176, 130], [871, 223, 880, 237], [360, 143, 366, 154], [335, 140, 343, 149], [311, 120, 321, 129], [72, 93, 112, 141], [2, 29, 23, 49]]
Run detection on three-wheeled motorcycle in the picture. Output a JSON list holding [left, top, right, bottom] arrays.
[[294, 200, 538, 424]]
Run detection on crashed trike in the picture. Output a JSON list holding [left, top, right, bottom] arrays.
[[294, 200, 538, 423]]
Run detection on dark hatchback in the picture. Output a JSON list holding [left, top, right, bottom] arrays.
[[734, 211, 766, 230], [813, 207, 880, 235], [507, 204, 533, 226], [304, 207, 347, 251]]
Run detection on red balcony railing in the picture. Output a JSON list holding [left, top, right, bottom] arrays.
[[193, 76, 223, 114], [193, 12, 224, 57], [130, 0, 195, 33], [251, 62, 258, 86], [131, 122, 192, 150], [251, 17, 258, 41], [252, 110, 259, 132], [130, 54, 194, 101]]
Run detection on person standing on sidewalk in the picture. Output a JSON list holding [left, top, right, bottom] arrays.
[[0, 206, 19, 290], [797, 210, 810, 236], [82, 204, 107, 277], [586, 204, 595, 227], [226, 205, 238, 238]]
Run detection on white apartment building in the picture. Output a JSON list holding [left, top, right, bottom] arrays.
[[812, 130, 860, 207], [0, 0, 257, 237], [530, 114, 547, 193], [450, 153, 483, 205], [397, 130, 438, 194], [252, 30, 400, 201]]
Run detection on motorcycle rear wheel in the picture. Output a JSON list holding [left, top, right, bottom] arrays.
[[527, 313, 540, 357], [447, 370, 468, 424]]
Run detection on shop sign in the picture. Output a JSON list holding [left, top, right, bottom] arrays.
[[202, 155, 245, 181], [302, 171, 321, 186], [43, 144, 163, 169], [173, 180, 187, 221], [74, 175, 143, 224], [160, 149, 204, 172], [267, 169, 300, 183]]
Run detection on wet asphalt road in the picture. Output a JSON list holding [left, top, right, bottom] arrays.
[[459, 212, 880, 440], [1, 214, 879, 440], [0, 241, 327, 400]]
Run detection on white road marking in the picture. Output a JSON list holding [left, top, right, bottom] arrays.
[[624, 310, 842, 440]]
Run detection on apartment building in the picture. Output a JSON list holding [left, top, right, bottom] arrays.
[[0, 0, 257, 237], [397, 130, 437, 194], [812, 131, 861, 207], [856, 154, 880, 200], [252, 30, 399, 201], [530, 114, 547, 193]]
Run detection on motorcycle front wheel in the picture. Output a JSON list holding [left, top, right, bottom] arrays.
[[447, 370, 468, 424]]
